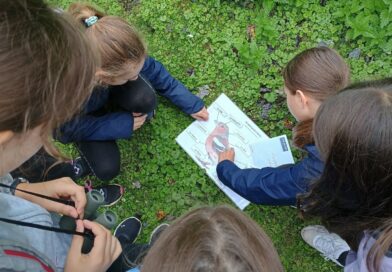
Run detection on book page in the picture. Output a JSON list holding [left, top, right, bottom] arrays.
[[176, 93, 269, 209]]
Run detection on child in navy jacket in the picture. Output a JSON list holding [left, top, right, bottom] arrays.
[[216, 47, 350, 206], [13, 3, 208, 183]]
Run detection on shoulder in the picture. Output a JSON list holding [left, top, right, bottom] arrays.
[[303, 144, 322, 161], [345, 232, 392, 272]]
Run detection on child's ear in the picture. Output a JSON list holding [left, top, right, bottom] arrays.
[[296, 90, 309, 108], [0, 130, 14, 145]]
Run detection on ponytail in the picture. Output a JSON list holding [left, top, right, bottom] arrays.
[[292, 119, 314, 149], [68, 2, 147, 79]]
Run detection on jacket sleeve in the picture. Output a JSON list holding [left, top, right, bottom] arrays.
[[141, 56, 205, 114], [216, 151, 324, 205], [58, 112, 134, 143], [84, 86, 111, 113]]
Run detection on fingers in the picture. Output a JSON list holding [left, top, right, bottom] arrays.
[[57, 203, 79, 218], [218, 148, 235, 162], [69, 220, 85, 254], [69, 183, 86, 219], [53, 178, 86, 218], [191, 107, 209, 121], [83, 220, 109, 258], [83, 220, 122, 266], [133, 114, 147, 131]]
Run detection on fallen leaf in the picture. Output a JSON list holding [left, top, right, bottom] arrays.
[[247, 24, 256, 41], [167, 178, 176, 185], [283, 119, 294, 129], [156, 210, 167, 221]]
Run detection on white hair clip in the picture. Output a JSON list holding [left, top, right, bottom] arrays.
[[84, 16, 98, 27]]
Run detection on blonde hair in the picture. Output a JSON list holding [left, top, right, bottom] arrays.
[[141, 206, 284, 272], [0, 0, 97, 147], [68, 3, 147, 79]]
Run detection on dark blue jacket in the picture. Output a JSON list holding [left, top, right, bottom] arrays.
[[58, 56, 204, 143], [216, 144, 323, 206]]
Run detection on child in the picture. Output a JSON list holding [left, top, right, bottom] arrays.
[[217, 47, 350, 205], [300, 78, 392, 271], [60, 2, 209, 180], [13, 2, 208, 184], [0, 2, 155, 271], [132, 206, 283, 272]]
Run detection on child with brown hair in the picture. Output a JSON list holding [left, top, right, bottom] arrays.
[[60, 2, 208, 180], [13, 2, 208, 202], [300, 78, 392, 271], [129, 206, 283, 272], [0, 0, 122, 270], [217, 47, 350, 206]]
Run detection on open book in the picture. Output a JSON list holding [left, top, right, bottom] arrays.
[[176, 93, 294, 209]]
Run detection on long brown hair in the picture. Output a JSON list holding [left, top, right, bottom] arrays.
[[283, 47, 350, 148], [68, 2, 146, 80], [300, 78, 392, 271], [0, 0, 96, 149], [141, 206, 283, 272]]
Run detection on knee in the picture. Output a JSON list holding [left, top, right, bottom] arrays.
[[91, 159, 120, 181]]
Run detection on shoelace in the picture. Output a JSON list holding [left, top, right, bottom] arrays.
[[314, 235, 344, 260]]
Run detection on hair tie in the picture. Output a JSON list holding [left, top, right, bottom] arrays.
[[84, 16, 98, 27]]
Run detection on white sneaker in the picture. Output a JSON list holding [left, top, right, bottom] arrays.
[[301, 225, 350, 267]]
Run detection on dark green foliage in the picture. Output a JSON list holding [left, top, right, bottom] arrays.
[[49, 0, 389, 271]]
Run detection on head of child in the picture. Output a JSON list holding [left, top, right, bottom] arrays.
[[141, 206, 283, 272], [0, 0, 96, 175], [300, 78, 392, 271], [283, 47, 350, 122], [68, 3, 147, 86]]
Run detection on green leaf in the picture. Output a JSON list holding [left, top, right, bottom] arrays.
[[264, 92, 278, 103], [380, 10, 391, 28]]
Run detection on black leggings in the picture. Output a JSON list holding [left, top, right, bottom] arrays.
[[11, 141, 120, 182], [76, 140, 120, 181], [11, 148, 76, 182], [12, 78, 157, 183]]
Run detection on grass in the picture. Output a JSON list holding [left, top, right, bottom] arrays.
[[50, 0, 391, 270]]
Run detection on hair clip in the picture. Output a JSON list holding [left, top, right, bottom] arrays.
[[84, 16, 98, 27]]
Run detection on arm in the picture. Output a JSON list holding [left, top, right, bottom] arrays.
[[141, 56, 205, 115], [58, 112, 134, 143], [84, 86, 111, 114], [216, 153, 323, 206]]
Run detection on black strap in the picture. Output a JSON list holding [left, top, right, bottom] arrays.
[[0, 182, 89, 238], [0, 183, 75, 207], [0, 217, 90, 238]]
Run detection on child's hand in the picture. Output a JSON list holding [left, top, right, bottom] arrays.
[[16, 178, 86, 219], [218, 148, 235, 163], [191, 107, 209, 121], [65, 220, 122, 272], [133, 113, 147, 131]]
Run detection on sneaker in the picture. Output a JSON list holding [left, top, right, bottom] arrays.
[[149, 223, 169, 246], [95, 184, 124, 207], [114, 217, 142, 245], [301, 225, 350, 267], [72, 157, 91, 179]]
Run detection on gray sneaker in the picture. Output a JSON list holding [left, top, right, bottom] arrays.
[[301, 225, 350, 267]]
